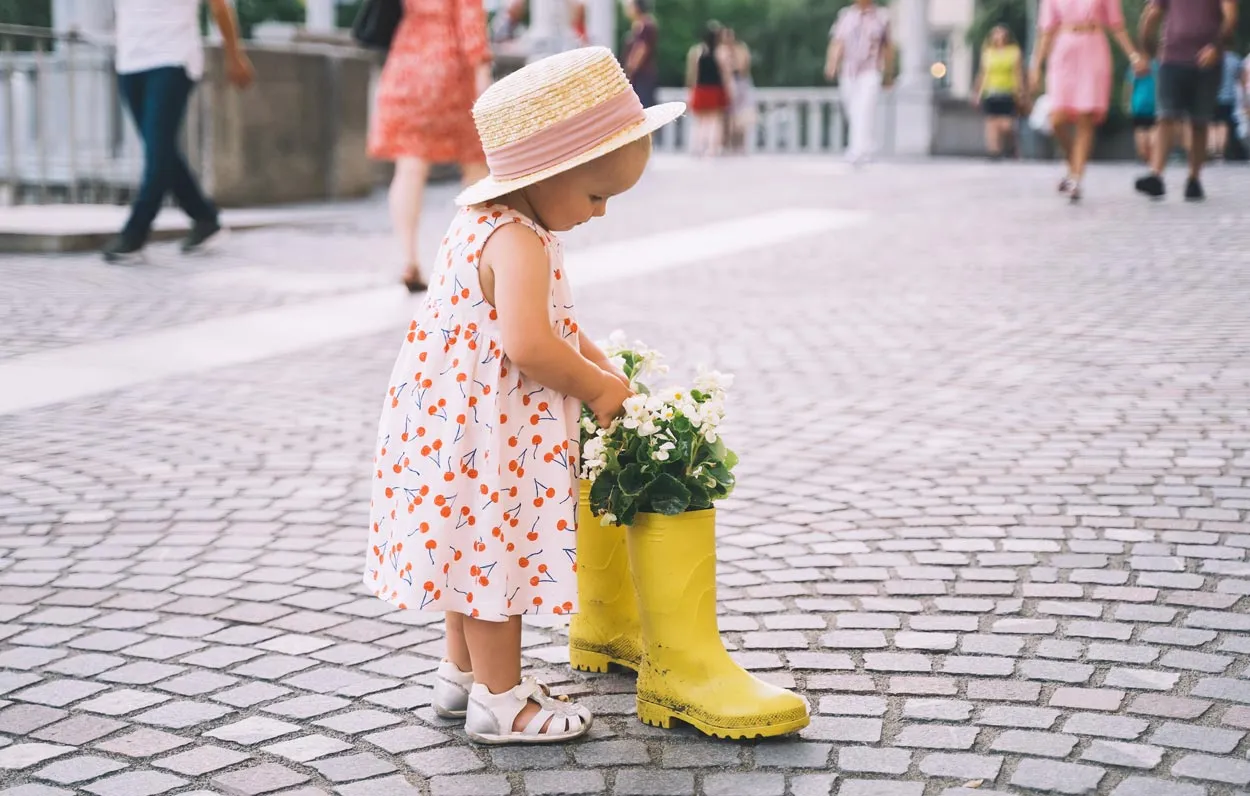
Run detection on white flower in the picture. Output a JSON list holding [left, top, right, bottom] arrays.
[[600, 512, 618, 526], [606, 330, 629, 349], [653, 449, 669, 461], [608, 355, 627, 373], [660, 405, 675, 421], [637, 420, 659, 437], [695, 368, 734, 394]]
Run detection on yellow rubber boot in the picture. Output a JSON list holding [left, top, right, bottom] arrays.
[[627, 509, 810, 738], [568, 483, 642, 673]]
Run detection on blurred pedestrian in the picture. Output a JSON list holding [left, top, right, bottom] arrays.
[[623, 0, 659, 108], [825, 0, 895, 165], [1125, 41, 1160, 164], [973, 25, 1024, 160], [370, 0, 494, 293], [1028, 0, 1145, 203], [724, 28, 756, 154], [571, 1, 589, 46], [1135, 0, 1238, 201], [686, 22, 734, 157], [1210, 49, 1244, 160], [102, 0, 254, 263]]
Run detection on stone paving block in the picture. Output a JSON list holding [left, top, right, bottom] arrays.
[[31, 714, 127, 745], [790, 774, 838, 796], [990, 729, 1079, 757], [818, 695, 887, 716], [263, 695, 352, 719], [309, 752, 396, 783], [888, 677, 958, 696], [98, 662, 185, 685], [1010, 759, 1106, 794], [133, 699, 234, 728], [1222, 706, 1250, 729], [1023, 660, 1095, 684], [1157, 650, 1232, 674], [1127, 694, 1213, 719], [918, 753, 1003, 780], [33, 754, 128, 784], [967, 680, 1042, 702], [206, 716, 302, 745], [943, 656, 1015, 676], [0, 743, 73, 769], [895, 724, 979, 750], [81, 771, 188, 796], [93, 727, 192, 757], [753, 742, 832, 768], [1063, 713, 1150, 740], [903, 698, 973, 722], [11, 679, 108, 707], [335, 774, 423, 796], [490, 746, 570, 769], [703, 772, 786, 796], [614, 770, 695, 796], [837, 746, 911, 774], [521, 770, 606, 795], [1110, 777, 1207, 796], [0, 705, 69, 734], [837, 781, 923, 796], [1172, 754, 1250, 785], [401, 746, 485, 776], [571, 739, 649, 767], [1080, 740, 1165, 770], [77, 689, 170, 716], [802, 717, 882, 743], [152, 741, 252, 778], [211, 763, 311, 795], [313, 709, 403, 735], [1192, 678, 1250, 704], [263, 734, 352, 763], [1050, 688, 1126, 711], [1105, 668, 1180, 691], [427, 774, 512, 796], [214, 682, 293, 708], [977, 706, 1060, 729], [361, 724, 449, 753], [1149, 721, 1245, 753], [0, 785, 75, 796]]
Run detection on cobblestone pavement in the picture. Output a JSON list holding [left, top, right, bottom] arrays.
[[1, 157, 1250, 796]]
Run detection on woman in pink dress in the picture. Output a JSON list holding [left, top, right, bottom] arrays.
[[1029, 0, 1144, 202]]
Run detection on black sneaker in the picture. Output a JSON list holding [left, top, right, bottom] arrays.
[[182, 219, 222, 253], [1134, 173, 1165, 199], [101, 235, 144, 264], [1184, 177, 1205, 202]]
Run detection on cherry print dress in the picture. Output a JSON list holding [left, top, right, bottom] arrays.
[[365, 205, 582, 621]]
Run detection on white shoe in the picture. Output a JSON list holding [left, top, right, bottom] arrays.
[[464, 676, 593, 745], [432, 660, 473, 719]]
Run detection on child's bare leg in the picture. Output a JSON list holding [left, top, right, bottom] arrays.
[[463, 614, 550, 732], [445, 612, 472, 672]]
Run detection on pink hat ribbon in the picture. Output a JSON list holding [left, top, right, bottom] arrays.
[[486, 90, 647, 182]]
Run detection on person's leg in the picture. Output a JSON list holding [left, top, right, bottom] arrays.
[[1187, 67, 1220, 183], [839, 76, 860, 160], [445, 612, 471, 672], [149, 69, 217, 226], [1150, 119, 1175, 174], [985, 117, 1000, 156], [857, 71, 882, 160], [389, 157, 429, 277], [1209, 120, 1227, 157], [1068, 114, 1095, 198], [1052, 118, 1074, 158], [1188, 122, 1209, 177], [1135, 128, 1150, 163], [460, 161, 488, 187], [708, 110, 725, 156], [462, 614, 549, 732]]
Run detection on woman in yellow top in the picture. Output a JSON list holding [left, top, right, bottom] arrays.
[[973, 26, 1024, 160]]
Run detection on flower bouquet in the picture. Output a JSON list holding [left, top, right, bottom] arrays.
[[580, 332, 739, 527]]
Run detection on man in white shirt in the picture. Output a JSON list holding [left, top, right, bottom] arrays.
[[824, 0, 895, 165], [104, 0, 254, 263]]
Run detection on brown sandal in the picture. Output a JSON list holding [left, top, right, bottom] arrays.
[[401, 264, 427, 294]]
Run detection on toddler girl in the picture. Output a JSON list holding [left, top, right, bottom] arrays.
[[364, 47, 685, 745]]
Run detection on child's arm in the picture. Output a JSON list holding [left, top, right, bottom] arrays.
[[482, 224, 631, 425], [579, 332, 629, 386]]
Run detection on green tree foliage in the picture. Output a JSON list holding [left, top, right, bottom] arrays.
[[0, 0, 52, 27]]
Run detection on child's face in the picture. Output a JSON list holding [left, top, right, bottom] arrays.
[[525, 137, 652, 232]]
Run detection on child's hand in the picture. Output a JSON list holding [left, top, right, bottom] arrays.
[[589, 372, 633, 429], [603, 364, 630, 390]]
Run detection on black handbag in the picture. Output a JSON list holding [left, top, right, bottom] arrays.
[[352, 0, 404, 50]]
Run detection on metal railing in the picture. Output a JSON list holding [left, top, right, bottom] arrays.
[[0, 23, 206, 206], [653, 86, 900, 157]]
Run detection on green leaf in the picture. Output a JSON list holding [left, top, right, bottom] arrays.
[[687, 480, 711, 510], [643, 473, 692, 515], [619, 499, 639, 528], [589, 474, 614, 514], [706, 461, 734, 486], [618, 464, 648, 497], [723, 448, 740, 470]]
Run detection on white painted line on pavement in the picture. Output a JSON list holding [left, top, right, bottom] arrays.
[[0, 208, 867, 415]]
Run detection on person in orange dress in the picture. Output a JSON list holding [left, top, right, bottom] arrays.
[[369, 0, 494, 292]]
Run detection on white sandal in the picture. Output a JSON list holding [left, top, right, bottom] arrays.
[[432, 660, 473, 719], [464, 676, 593, 745]]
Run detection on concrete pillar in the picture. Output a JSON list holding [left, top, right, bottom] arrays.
[[892, 0, 934, 156], [52, 0, 114, 34], [305, 0, 337, 32], [586, 0, 617, 51]]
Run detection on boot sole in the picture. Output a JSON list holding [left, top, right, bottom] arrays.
[[636, 697, 810, 739], [569, 646, 639, 674]]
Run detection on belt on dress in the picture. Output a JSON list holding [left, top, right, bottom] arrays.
[[1061, 23, 1099, 33]]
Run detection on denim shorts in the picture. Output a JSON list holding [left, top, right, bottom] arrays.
[[1156, 63, 1221, 123]]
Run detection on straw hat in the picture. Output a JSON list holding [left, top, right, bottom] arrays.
[[456, 47, 685, 206]]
